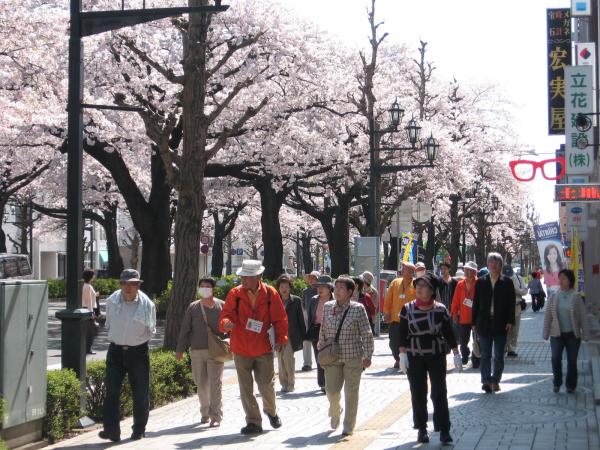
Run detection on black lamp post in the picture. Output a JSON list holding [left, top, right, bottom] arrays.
[[492, 195, 500, 211]]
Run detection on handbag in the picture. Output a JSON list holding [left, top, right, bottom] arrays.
[[520, 299, 527, 311], [200, 303, 233, 363], [306, 324, 320, 342], [317, 307, 350, 366]]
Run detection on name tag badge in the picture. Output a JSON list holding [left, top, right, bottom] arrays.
[[246, 318, 264, 333], [399, 294, 406, 300], [463, 298, 473, 308]]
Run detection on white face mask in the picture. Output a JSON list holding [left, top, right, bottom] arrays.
[[198, 287, 213, 299]]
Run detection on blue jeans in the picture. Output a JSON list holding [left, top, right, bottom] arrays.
[[479, 334, 507, 384], [550, 332, 581, 389]]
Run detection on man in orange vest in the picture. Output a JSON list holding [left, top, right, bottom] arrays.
[[220, 260, 288, 435], [383, 261, 416, 369]]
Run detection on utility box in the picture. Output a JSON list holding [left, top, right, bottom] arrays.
[[0, 279, 48, 448]]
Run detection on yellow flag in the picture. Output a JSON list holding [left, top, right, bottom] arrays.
[[569, 229, 579, 292]]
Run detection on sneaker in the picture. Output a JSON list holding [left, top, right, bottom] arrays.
[[440, 430, 453, 445], [393, 360, 400, 369], [330, 416, 340, 430], [482, 383, 492, 394], [240, 423, 263, 435], [507, 351, 518, 357], [567, 387, 576, 394], [267, 413, 282, 429], [301, 365, 312, 371], [320, 387, 326, 394], [462, 356, 469, 365], [209, 420, 221, 427], [553, 385, 560, 393], [98, 431, 120, 442], [417, 428, 429, 443], [130, 432, 144, 441], [341, 430, 353, 437], [200, 416, 210, 424], [492, 382, 501, 392]]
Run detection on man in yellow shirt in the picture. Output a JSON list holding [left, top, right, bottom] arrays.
[[384, 262, 416, 369]]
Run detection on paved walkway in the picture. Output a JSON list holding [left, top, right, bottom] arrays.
[[48, 301, 600, 449]]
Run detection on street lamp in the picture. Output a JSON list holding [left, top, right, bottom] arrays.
[[492, 195, 500, 211], [405, 117, 421, 146], [389, 99, 404, 129], [424, 134, 440, 163]]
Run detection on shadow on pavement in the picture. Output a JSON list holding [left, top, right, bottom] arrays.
[[174, 431, 273, 448], [282, 430, 341, 447]]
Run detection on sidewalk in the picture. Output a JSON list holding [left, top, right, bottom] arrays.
[[47, 303, 600, 450]]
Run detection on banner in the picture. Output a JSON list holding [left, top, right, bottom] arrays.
[[569, 229, 585, 293], [533, 221, 565, 295], [547, 8, 571, 135], [565, 66, 595, 174], [400, 233, 414, 263]]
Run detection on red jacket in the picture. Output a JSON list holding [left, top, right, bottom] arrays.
[[450, 278, 477, 325], [219, 282, 288, 357]]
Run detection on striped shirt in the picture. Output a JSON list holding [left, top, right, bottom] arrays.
[[317, 300, 374, 362], [398, 301, 457, 356]]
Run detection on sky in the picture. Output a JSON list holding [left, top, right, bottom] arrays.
[[286, 0, 569, 224]]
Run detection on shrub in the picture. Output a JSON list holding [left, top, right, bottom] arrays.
[[45, 369, 80, 443], [47, 279, 67, 299], [92, 278, 120, 295], [85, 349, 193, 421]]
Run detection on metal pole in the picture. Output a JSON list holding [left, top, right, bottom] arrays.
[[369, 117, 382, 337], [55, 0, 91, 382], [296, 231, 302, 277]]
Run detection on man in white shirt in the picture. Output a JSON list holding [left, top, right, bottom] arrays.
[[99, 269, 156, 443]]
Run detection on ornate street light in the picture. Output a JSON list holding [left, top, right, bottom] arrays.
[[424, 134, 439, 163], [405, 116, 422, 147], [389, 99, 404, 129]]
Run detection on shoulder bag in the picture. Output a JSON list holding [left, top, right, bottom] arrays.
[[200, 303, 233, 363], [317, 306, 350, 366]]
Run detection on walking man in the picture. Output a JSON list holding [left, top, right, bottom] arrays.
[[99, 269, 156, 442], [505, 265, 528, 357], [384, 262, 416, 369], [219, 260, 288, 434], [451, 261, 479, 366], [301, 271, 320, 371], [472, 253, 515, 393]]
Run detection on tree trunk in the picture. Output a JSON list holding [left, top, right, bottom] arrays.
[[424, 219, 436, 270], [475, 213, 487, 267], [384, 236, 399, 270], [164, 1, 210, 349], [211, 225, 225, 277], [101, 207, 125, 278], [300, 234, 313, 274], [256, 181, 284, 280], [448, 198, 461, 274]]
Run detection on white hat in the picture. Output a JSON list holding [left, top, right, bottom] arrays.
[[236, 260, 265, 277], [455, 269, 465, 279], [415, 262, 426, 270], [464, 261, 478, 272], [309, 270, 321, 278], [361, 271, 374, 283]]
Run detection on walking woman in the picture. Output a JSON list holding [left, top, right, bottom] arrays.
[[176, 278, 226, 427], [275, 274, 306, 393], [306, 275, 334, 392], [542, 269, 589, 393], [81, 267, 100, 354], [318, 276, 373, 437], [528, 271, 545, 312], [399, 273, 461, 445]]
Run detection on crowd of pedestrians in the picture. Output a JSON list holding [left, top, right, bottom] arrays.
[[93, 251, 589, 446]]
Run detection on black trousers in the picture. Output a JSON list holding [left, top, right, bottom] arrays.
[[388, 322, 401, 361], [103, 342, 150, 436], [311, 339, 325, 388], [407, 353, 450, 432], [458, 324, 472, 363]]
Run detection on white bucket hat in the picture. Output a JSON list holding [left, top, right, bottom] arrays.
[[236, 259, 265, 277], [464, 261, 478, 272], [415, 262, 426, 271]]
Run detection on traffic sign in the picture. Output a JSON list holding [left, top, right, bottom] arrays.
[[200, 244, 209, 254]]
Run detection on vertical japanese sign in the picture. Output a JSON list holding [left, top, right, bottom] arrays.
[[400, 233, 414, 263], [533, 221, 565, 296], [547, 8, 571, 135], [565, 66, 595, 174]]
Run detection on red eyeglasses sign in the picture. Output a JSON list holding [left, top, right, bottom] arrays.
[[509, 157, 566, 182]]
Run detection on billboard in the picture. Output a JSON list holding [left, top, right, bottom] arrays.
[[533, 222, 565, 295]]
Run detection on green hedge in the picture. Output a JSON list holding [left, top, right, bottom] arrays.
[[45, 369, 81, 443], [47, 278, 121, 299], [155, 275, 308, 319], [84, 349, 193, 421]]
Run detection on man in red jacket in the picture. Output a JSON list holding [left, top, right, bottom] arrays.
[[220, 260, 288, 435]]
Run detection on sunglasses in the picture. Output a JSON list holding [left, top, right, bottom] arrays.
[[509, 157, 565, 182]]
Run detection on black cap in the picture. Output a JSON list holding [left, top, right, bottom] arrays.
[[414, 272, 440, 291]]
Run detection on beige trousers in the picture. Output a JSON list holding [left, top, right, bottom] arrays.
[[190, 349, 224, 422], [324, 358, 363, 434], [507, 304, 522, 352], [234, 353, 277, 426], [276, 342, 296, 390]]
